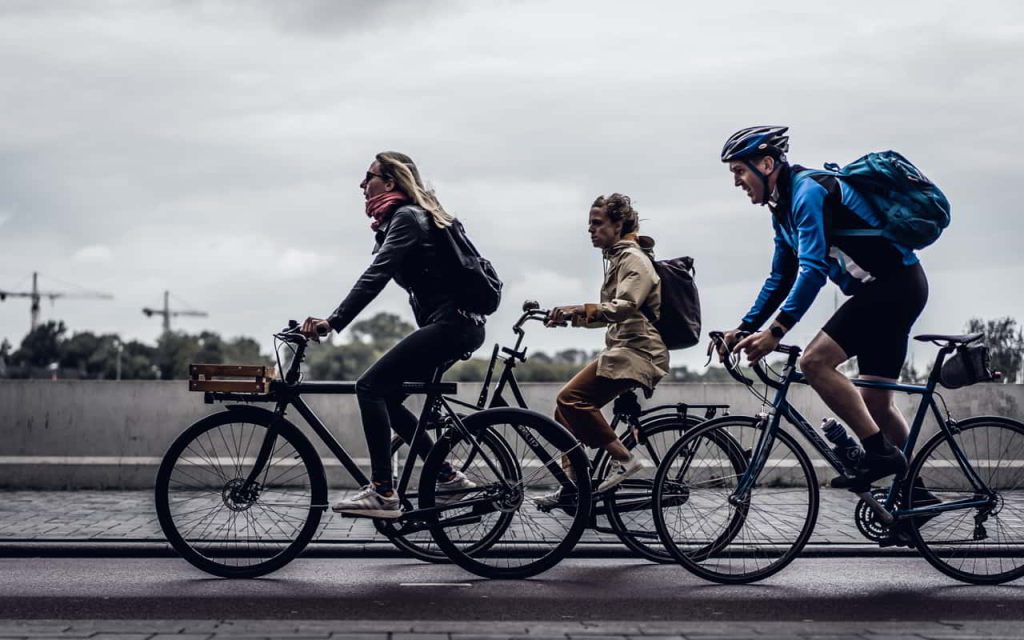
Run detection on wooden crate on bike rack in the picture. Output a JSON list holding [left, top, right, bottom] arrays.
[[188, 364, 272, 393]]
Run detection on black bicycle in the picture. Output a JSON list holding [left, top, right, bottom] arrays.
[[405, 300, 730, 564], [652, 330, 1024, 584], [155, 321, 592, 580]]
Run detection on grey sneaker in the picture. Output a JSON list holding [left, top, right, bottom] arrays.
[[435, 470, 477, 505], [598, 453, 645, 493], [331, 485, 402, 519]]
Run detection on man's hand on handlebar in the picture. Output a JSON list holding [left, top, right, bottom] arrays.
[[546, 305, 583, 328], [733, 330, 780, 365], [300, 317, 332, 342], [707, 328, 744, 361]]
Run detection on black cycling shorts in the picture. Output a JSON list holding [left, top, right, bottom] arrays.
[[821, 261, 928, 379]]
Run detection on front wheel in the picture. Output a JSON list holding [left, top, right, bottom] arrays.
[[906, 416, 1024, 584], [652, 415, 819, 584], [421, 408, 592, 579], [154, 409, 327, 578]]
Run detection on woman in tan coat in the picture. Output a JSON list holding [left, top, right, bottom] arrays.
[[542, 193, 669, 499]]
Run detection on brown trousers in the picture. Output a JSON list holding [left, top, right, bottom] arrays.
[[554, 360, 635, 448]]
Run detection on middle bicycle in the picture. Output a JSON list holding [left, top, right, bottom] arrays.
[[389, 299, 729, 565]]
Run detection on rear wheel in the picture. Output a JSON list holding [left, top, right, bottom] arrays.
[[421, 408, 592, 579], [601, 413, 704, 563], [906, 416, 1024, 584], [155, 409, 326, 578], [377, 430, 514, 564]]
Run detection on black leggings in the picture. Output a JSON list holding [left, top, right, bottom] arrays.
[[356, 319, 486, 485]]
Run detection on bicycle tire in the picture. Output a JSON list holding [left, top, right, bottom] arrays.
[[653, 415, 819, 584], [378, 429, 516, 564], [155, 407, 327, 578], [421, 407, 592, 579], [906, 415, 1024, 584], [600, 412, 704, 563]]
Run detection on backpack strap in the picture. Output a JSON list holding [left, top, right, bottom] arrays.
[[621, 246, 659, 324], [803, 167, 885, 239]]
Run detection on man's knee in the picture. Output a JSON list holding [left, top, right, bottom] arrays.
[[799, 349, 832, 381]]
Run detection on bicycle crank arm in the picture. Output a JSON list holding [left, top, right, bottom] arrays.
[[855, 490, 895, 525]]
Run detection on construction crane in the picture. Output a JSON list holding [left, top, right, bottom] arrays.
[[142, 290, 208, 333], [0, 272, 114, 332]]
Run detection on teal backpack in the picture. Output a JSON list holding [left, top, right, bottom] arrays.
[[823, 150, 951, 250]]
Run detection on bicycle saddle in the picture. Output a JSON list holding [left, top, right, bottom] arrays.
[[913, 333, 983, 345]]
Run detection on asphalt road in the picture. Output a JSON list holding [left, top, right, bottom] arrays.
[[0, 557, 1021, 622]]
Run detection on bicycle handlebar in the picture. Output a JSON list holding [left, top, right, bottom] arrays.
[[707, 331, 756, 386], [275, 321, 307, 344], [514, 300, 560, 334]]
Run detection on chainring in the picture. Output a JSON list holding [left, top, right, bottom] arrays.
[[854, 488, 893, 543]]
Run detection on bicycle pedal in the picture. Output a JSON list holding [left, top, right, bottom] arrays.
[[877, 531, 915, 549], [336, 511, 405, 521]]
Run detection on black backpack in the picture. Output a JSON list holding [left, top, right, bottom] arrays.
[[646, 255, 701, 350], [444, 218, 503, 315]]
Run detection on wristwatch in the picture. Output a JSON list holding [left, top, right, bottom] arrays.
[[769, 325, 786, 340]]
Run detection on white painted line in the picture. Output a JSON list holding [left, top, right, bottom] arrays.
[[399, 582, 473, 587]]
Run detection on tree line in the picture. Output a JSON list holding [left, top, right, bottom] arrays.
[[1, 313, 1021, 384]]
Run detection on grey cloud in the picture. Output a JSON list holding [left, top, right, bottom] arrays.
[[180, 0, 458, 36]]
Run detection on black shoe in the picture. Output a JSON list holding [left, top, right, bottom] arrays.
[[905, 484, 942, 528], [830, 448, 908, 492]]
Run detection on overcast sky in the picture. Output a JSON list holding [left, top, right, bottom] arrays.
[[1, 0, 1022, 372]]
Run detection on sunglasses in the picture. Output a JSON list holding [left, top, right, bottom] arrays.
[[364, 171, 390, 183]]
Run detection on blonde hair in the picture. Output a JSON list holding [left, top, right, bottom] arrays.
[[376, 151, 454, 229]]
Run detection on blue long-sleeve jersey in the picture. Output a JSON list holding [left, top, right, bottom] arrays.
[[739, 164, 918, 332]]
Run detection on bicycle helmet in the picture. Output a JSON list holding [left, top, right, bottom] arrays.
[[721, 126, 789, 162], [721, 126, 790, 206]]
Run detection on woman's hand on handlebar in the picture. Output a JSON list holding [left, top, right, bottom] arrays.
[[300, 317, 332, 342], [733, 330, 780, 365], [546, 305, 583, 328]]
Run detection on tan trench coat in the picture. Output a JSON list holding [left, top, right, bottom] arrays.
[[573, 235, 669, 391]]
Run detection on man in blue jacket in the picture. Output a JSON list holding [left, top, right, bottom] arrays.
[[718, 126, 929, 489]]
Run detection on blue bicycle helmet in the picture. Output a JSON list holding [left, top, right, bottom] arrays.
[[721, 126, 789, 205]]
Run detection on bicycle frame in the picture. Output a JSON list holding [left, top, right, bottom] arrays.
[[445, 310, 729, 531], [731, 341, 997, 525], [203, 363, 528, 530]]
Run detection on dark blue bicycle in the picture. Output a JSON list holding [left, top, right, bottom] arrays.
[[652, 331, 1023, 584]]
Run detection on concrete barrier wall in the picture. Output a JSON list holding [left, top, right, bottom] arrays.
[[1, 380, 1021, 488]]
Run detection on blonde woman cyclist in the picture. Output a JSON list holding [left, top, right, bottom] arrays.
[[301, 151, 485, 518]]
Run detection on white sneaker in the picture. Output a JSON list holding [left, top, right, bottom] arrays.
[[331, 485, 402, 519], [531, 487, 564, 510], [435, 470, 477, 505], [598, 453, 645, 493]]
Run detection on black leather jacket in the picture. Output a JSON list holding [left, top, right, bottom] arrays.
[[327, 205, 483, 332]]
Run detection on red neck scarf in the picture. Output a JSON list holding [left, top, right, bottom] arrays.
[[365, 192, 410, 231]]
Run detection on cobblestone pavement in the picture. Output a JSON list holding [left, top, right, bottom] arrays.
[[0, 619, 1020, 639], [0, 489, 871, 547]]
